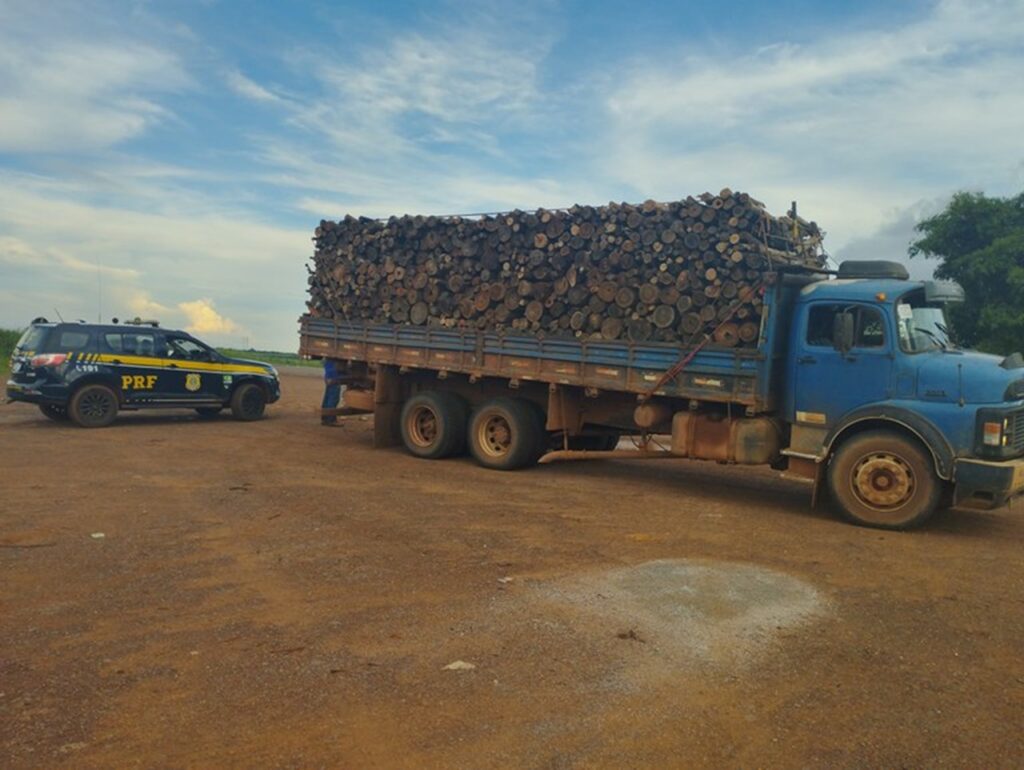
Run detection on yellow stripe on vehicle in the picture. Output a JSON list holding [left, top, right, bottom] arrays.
[[92, 354, 270, 375]]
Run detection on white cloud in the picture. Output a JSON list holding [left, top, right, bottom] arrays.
[[126, 291, 172, 320], [225, 70, 281, 103], [0, 37, 189, 153], [178, 298, 242, 335], [600, 0, 1024, 250], [251, 7, 567, 217], [0, 172, 305, 348], [0, 234, 139, 279]]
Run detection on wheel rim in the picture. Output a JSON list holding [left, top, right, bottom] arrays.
[[242, 389, 263, 415], [477, 413, 512, 458], [80, 391, 112, 420], [850, 452, 915, 510], [407, 405, 439, 448]]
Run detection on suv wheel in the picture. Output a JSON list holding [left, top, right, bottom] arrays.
[[69, 385, 119, 428], [230, 383, 266, 421]]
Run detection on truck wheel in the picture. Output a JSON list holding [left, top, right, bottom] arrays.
[[400, 391, 468, 459], [468, 397, 545, 470], [828, 430, 940, 530], [69, 384, 119, 428], [230, 383, 266, 421], [38, 404, 70, 422]]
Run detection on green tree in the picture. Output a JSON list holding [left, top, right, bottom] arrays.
[[910, 191, 1024, 354]]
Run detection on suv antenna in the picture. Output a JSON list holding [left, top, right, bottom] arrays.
[[53, 307, 65, 322]]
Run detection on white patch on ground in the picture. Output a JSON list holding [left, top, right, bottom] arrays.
[[536, 559, 827, 670]]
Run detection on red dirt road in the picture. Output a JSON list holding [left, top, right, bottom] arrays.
[[2, 372, 1024, 768]]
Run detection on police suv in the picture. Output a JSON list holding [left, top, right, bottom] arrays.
[[5, 318, 281, 428]]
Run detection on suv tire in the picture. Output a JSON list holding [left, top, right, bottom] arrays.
[[230, 383, 266, 421], [69, 384, 119, 428]]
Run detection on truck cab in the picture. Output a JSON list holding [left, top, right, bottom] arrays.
[[783, 261, 1024, 527]]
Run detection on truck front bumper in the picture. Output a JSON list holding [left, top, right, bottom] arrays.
[[953, 456, 1024, 510]]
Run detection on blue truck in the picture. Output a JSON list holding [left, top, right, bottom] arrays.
[[299, 260, 1024, 530]]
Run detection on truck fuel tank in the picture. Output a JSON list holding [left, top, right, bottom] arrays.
[[671, 411, 781, 465]]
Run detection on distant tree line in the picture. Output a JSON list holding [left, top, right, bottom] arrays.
[[911, 191, 1024, 354]]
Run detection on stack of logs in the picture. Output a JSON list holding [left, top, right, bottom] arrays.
[[306, 190, 824, 347]]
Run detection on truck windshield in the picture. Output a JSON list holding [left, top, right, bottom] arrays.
[[896, 293, 953, 353]]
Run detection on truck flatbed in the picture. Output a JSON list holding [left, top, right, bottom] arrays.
[[300, 316, 771, 409]]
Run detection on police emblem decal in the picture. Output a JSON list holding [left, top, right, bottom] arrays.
[[185, 373, 202, 392]]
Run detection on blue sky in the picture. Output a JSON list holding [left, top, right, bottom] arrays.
[[1, 0, 1022, 350]]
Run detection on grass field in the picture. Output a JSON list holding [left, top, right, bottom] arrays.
[[1, 328, 21, 375], [217, 348, 319, 368]]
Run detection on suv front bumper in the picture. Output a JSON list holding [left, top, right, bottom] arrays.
[[953, 456, 1024, 510]]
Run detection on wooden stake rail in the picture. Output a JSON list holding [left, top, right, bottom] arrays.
[[306, 189, 824, 349]]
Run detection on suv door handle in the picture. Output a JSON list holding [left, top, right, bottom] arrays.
[[798, 355, 816, 364]]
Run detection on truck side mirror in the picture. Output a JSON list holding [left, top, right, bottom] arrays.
[[833, 312, 855, 353]]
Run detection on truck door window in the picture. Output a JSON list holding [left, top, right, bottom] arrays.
[[807, 305, 885, 349]]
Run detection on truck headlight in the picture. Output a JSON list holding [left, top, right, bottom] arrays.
[[977, 409, 1022, 457], [982, 421, 1004, 447]]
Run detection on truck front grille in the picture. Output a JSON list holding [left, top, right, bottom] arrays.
[[1010, 409, 1024, 455]]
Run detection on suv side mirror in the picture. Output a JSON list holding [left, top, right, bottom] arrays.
[[833, 312, 855, 353]]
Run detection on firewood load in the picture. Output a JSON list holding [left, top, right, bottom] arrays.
[[306, 190, 824, 348]]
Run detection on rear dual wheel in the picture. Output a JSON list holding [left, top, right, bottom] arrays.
[[400, 391, 469, 459], [399, 393, 548, 470], [467, 398, 546, 470]]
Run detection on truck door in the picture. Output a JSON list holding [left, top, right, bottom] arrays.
[[791, 302, 892, 426]]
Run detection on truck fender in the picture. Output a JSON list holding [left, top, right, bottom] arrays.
[[823, 406, 954, 481]]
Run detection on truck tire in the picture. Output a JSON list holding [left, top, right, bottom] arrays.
[[468, 397, 545, 470], [827, 430, 940, 530], [230, 383, 267, 421], [400, 391, 469, 459], [69, 384, 119, 428], [38, 404, 70, 422]]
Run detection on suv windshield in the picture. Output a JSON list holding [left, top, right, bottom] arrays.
[[896, 290, 953, 353]]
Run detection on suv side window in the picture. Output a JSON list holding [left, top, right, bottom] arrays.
[[57, 330, 91, 350], [104, 332, 160, 357], [807, 304, 886, 348], [165, 336, 214, 362]]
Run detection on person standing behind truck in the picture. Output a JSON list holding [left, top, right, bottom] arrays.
[[321, 359, 343, 426]]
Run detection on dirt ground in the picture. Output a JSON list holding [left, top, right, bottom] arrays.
[[2, 371, 1023, 769]]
